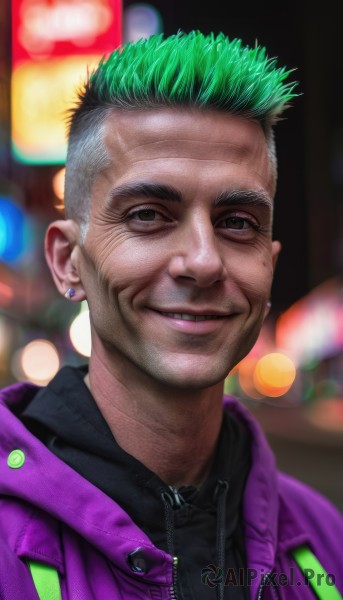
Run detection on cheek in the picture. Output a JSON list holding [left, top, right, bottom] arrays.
[[86, 239, 168, 301], [234, 254, 274, 300]]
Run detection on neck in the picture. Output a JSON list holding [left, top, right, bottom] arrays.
[[86, 350, 224, 488]]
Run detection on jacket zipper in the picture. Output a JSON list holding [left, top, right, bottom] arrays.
[[257, 574, 282, 600], [170, 556, 178, 599], [161, 486, 181, 599], [257, 579, 264, 600]]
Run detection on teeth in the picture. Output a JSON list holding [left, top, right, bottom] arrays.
[[161, 312, 221, 321]]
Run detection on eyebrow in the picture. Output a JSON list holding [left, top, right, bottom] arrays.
[[108, 182, 182, 205], [108, 181, 272, 211], [214, 189, 273, 210]]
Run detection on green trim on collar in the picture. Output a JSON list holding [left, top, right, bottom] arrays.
[[28, 561, 62, 600]]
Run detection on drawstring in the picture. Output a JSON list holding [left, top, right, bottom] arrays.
[[214, 479, 230, 600]]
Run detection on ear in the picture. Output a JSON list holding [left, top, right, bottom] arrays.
[[45, 219, 87, 301], [264, 240, 282, 319], [271, 239, 282, 271]]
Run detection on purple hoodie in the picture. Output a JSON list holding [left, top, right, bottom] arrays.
[[0, 381, 342, 599]]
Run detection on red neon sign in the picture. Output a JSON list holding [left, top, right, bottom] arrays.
[[11, 0, 122, 164], [12, 0, 122, 64]]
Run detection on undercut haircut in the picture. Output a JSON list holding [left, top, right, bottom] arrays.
[[64, 31, 298, 240]]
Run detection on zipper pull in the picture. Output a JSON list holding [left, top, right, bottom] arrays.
[[168, 486, 185, 508], [169, 556, 179, 600]]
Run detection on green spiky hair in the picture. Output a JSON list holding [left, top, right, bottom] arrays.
[[73, 30, 298, 127]]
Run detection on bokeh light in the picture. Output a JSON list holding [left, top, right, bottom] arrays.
[[0, 281, 14, 307], [12, 56, 106, 163], [124, 3, 162, 42], [16, 339, 60, 385], [0, 317, 11, 356], [307, 398, 343, 432], [253, 352, 296, 397], [237, 357, 264, 400], [52, 167, 65, 201], [0, 197, 28, 263], [69, 305, 91, 357]]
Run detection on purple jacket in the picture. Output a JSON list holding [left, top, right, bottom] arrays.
[[1, 381, 342, 599]]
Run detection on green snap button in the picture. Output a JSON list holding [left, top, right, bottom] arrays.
[[7, 449, 26, 469]]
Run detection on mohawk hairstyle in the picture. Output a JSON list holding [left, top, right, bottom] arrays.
[[64, 31, 298, 237], [72, 31, 297, 126]]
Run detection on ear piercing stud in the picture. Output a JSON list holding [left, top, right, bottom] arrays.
[[64, 288, 76, 299]]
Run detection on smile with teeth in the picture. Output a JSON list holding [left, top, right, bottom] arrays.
[[160, 312, 224, 321]]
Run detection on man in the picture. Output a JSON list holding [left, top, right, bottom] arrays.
[[0, 31, 342, 600]]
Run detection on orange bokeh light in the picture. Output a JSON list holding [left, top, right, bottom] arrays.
[[238, 358, 264, 400], [253, 352, 296, 397], [53, 167, 65, 200]]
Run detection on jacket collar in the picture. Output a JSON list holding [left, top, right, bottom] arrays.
[[0, 382, 311, 582]]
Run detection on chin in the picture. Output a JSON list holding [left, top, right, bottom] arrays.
[[151, 362, 229, 392]]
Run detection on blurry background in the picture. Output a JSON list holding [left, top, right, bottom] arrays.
[[1, 0, 342, 508]]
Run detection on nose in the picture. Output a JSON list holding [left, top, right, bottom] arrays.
[[168, 216, 226, 287]]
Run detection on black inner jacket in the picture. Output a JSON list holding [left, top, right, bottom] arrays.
[[21, 365, 251, 599]]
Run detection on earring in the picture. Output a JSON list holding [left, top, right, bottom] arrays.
[[64, 287, 76, 299], [267, 301, 272, 309]]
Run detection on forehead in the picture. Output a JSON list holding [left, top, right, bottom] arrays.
[[98, 107, 274, 196]]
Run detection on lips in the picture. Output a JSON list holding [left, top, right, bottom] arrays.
[[159, 311, 225, 321]]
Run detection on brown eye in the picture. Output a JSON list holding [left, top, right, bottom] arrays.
[[223, 217, 249, 229], [136, 209, 156, 221]]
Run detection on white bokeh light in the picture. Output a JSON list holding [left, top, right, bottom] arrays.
[[69, 306, 91, 357], [123, 3, 162, 43], [19, 339, 60, 385]]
